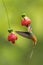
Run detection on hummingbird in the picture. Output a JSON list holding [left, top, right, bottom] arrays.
[[15, 31, 37, 46]]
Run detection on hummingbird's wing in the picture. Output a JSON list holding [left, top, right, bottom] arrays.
[[15, 31, 33, 39]]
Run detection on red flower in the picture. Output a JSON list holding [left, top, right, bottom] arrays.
[[8, 32, 18, 44]]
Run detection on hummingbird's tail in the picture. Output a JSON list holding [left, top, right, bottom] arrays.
[[32, 34, 37, 46]]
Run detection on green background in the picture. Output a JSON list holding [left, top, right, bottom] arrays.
[[0, 0, 43, 65]]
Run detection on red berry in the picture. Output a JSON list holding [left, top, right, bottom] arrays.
[[8, 32, 18, 44], [21, 17, 31, 27]]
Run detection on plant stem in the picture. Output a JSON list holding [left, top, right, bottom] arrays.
[[2, 0, 10, 29]]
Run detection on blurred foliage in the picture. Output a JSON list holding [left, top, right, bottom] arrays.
[[0, 0, 43, 65]]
